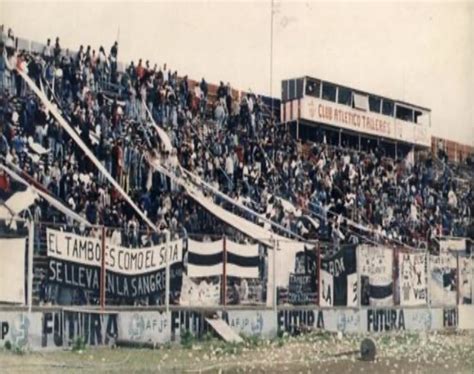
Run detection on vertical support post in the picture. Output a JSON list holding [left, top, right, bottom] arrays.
[[100, 226, 106, 310], [273, 239, 278, 312], [165, 231, 170, 313], [456, 252, 460, 305], [222, 235, 227, 307], [357, 245, 361, 309], [27, 219, 34, 313], [393, 247, 398, 306], [427, 251, 431, 306], [317, 242, 321, 307]]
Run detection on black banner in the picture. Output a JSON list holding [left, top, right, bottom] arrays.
[[48, 258, 183, 300], [321, 245, 357, 306]]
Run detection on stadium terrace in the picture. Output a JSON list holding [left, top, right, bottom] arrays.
[[0, 25, 472, 350]]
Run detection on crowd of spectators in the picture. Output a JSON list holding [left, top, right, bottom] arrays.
[[0, 27, 472, 256]]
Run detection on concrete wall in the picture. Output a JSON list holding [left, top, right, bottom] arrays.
[[1, 305, 472, 351]]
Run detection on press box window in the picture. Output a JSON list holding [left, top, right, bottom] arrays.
[[296, 78, 304, 98], [289, 80, 296, 100], [369, 96, 381, 113], [414, 111, 423, 124], [382, 100, 394, 117], [322, 82, 337, 102], [396, 105, 414, 122], [338, 87, 352, 106], [282, 81, 289, 102], [353, 92, 368, 111], [305, 78, 320, 98]]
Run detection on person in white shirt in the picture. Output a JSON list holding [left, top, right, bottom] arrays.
[[43, 38, 53, 62], [448, 189, 457, 209], [225, 153, 234, 190]]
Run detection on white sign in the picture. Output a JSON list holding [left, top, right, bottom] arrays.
[[118, 312, 171, 344], [0, 238, 26, 304], [358, 245, 393, 306], [0, 312, 43, 349], [47, 228, 183, 275], [223, 310, 277, 338], [459, 255, 473, 304], [429, 250, 457, 306], [399, 252, 428, 306], [179, 275, 221, 306], [300, 97, 431, 146]]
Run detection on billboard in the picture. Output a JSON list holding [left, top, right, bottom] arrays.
[[297, 97, 431, 146]]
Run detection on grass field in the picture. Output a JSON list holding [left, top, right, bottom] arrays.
[[0, 330, 473, 373]]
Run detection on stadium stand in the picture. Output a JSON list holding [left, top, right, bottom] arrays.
[[0, 26, 472, 306]]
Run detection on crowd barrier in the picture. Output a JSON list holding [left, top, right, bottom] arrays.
[[0, 221, 472, 349], [0, 222, 472, 310], [0, 305, 472, 350]]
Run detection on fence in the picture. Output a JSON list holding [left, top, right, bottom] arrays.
[[0, 218, 472, 311]]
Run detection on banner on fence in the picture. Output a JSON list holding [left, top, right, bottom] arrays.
[[0, 238, 26, 304], [46, 228, 183, 299], [359, 245, 393, 306], [179, 274, 221, 306], [459, 254, 473, 305], [439, 238, 466, 252], [186, 239, 260, 279], [320, 246, 357, 307], [187, 239, 223, 278], [277, 246, 317, 305], [225, 240, 260, 279], [399, 251, 428, 306], [429, 243, 457, 306]]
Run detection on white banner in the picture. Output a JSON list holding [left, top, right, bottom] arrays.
[[399, 252, 428, 306], [187, 263, 223, 278], [187, 239, 223, 277], [440, 238, 466, 252], [0, 238, 26, 304], [227, 241, 258, 258], [186, 239, 260, 278], [429, 249, 457, 306], [2, 188, 37, 215], [459, 255, 473, 304], [47, 228, 182, 275], [227, 240, 260, 278], [179, 274, 221, 306], [358, 246, 393, 306], [187, 239, 223, 255], [274, 241, 307, 287], [227, 263, 259, 279]]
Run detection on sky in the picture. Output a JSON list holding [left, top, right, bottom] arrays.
[[1, 0, 472, 145]]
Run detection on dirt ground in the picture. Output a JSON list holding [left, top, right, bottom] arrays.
[[0, 330, 473, 373]]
